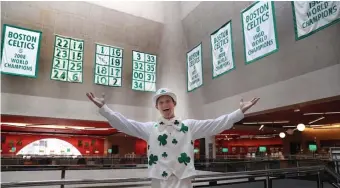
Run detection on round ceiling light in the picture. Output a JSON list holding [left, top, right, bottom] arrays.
[[297, 123, 305, 131], [279, 132, 286, 138]]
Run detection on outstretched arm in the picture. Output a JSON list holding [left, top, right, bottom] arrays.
[[188, 98, 260, 140], [87, 92, 154, 140]]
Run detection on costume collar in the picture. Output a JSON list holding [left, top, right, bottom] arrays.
[[157, 116, 182, 132]]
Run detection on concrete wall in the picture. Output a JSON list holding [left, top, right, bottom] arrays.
[[86, 1, 165, 23], [182, 1, 340, 118], [180, 1, 201, 20], [0, 1, 165, 122], [0, 1, 201, 121], [1, 1, 339, 122]]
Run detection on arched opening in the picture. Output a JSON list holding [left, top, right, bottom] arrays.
[[16, 138, 82, 156]]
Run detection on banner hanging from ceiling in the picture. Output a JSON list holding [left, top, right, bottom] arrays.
[[0, 24, 42, 78], [241, 1, 279, 64], [131, 50, 157, 92], [50, 35, 84, 83], [210, 20, 235, 78], [292, 1, 340, 40], [187, 43, 203, 92], [94, 43, 124, 87]]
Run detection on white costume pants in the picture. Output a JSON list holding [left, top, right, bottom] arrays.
[[151, 175, 193, 188]]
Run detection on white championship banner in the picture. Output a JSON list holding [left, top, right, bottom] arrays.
[[94, 43, 123, 87], [292, 1, 340, 40], [0, 24, 42, 78], [187, 43, 203, 92], [50, 35, 84, 83], [210, 21, 235, 78], [241, 1, 279, 64], [132, 50, 157, 92]]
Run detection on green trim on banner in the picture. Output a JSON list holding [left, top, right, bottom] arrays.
[[50, 34, 85, 83], [131, 50, 157, 92], [93, 43, 124, 87], [241, 1, 279, 65], [291, 1, 340, 41], [186, 43, 203, 93], [1, 24, 42, 78], [210, 20, 236, 79]]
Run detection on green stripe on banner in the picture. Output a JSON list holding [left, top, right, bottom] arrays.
[[292, 1, 340, 41], [241, 1, 279, 65]]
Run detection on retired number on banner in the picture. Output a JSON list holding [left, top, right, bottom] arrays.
[[241, 1, 279, 64], [292, 1, 340, 40], [0, 24, 42, 78], [94, 43, 123, 87], [51, 35, 84, 83], [132, 51, 157, 92], [187, 43, 203, 92], [210, 21, 235, 78]]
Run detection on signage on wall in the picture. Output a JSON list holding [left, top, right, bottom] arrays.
[[187, 43, 203, 92], [210, 21, 235, 78], [0, 24, 42, 78], [292, 1, 340, 40], [131, 50, 157, 92], [94, 43, 123, 87], [241, 1, 279, 64], [50, 35, 84, 83]]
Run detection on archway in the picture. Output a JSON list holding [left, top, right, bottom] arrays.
[[16, 138, 82, 156]]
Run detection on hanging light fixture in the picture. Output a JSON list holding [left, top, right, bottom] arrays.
[[279, 132, 286, 138], [297, 123, 305, 131]]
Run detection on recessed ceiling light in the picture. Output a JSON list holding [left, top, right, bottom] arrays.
[[282, 126, 297, 128], [304, 113, 324, 115], [294, 109, 300, 112], [325, 112, 340, 114], [309, 117, 325, 124], [304, 112, 340, 115]]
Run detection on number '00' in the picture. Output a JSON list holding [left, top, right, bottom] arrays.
[[134, 72, 144, 79]]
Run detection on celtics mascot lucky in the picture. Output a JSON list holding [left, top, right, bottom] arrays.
[[86, 88, 259, 188]]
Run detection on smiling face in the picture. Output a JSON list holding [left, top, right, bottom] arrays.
[[155, 95, 176, 119]]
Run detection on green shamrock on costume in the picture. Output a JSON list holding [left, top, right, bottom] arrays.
[[191, 140, 193, 145], [158, 134, 168, 146], [162, 171, 168, 177], [148, 154, 158, 166], [172, 138, 178, 144], [180, 123, 188, 133], [174, 120, 180, 125], [162, 152, 168, 158], [148, 145, 150, 150], [178, 152, 191, 166]]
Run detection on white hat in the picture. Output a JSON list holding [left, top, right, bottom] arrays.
[[153, 88, 177, 106]]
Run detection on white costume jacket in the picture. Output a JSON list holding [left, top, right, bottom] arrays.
[[99, 105, 244, 180]]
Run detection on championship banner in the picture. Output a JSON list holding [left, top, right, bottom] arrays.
[[187, 43, 203, 92], [210, 21, 235, 78], [292, 1, 340, 40], [1, 24, 42, 78], [50, 35, 84, 83], [94, 43, 123, 87], [131, 50, 157, 92], [241, 1, 279, 64]]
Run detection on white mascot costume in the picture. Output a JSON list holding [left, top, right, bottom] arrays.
[[97, 88, 247, 188]]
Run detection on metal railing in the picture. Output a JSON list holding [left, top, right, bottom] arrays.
[[1, 165, 329, 188], [0, 154, 334, 167], [2, 159, 340, 188]]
